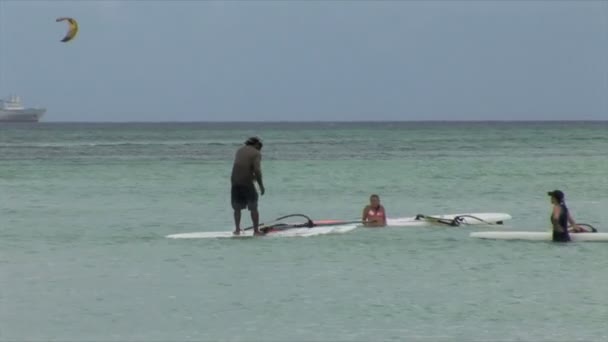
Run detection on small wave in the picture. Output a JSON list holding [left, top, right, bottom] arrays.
[[0, 140, 239, 148]]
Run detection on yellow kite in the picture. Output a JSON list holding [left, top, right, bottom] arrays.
[[56, 17, 78, 43]]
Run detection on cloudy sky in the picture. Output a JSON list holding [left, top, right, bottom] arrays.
[[0, 0, 606, 122]]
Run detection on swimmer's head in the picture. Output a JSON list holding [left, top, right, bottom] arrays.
[[547, 190, 565, 204], [370, 194, 381, 208]]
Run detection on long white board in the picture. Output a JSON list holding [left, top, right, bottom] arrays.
[[165, 212, 512, 240], [166, 224, 358, 239], [470, 231, 608, 242]]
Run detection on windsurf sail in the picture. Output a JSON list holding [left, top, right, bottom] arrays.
[[244, 214, 362, 234], [569, 223, 598, 233], [413, 214, 500, 226]]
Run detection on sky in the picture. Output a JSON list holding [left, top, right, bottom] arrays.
[[0, 0, 606, 122]]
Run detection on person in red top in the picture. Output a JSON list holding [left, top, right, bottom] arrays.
[[362, 194, 387, 227]]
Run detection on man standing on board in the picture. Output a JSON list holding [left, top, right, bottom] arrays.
[[231, 137, 265, 236]]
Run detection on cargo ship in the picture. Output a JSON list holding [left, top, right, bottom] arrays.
[[0, 95, 46, 122]]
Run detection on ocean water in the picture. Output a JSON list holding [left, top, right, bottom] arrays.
[[1, 121, 607, 342]]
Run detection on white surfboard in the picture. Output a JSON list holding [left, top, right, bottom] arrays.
[[387, 213, 512, 227], [470, 231, 608, 242], [166, 224, 358, 239], [165, 212, 512, 240]]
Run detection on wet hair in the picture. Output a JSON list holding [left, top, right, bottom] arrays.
[[370, 194, 380, 200], [245, 136, 263, 148], [548, 190, 565, 203]]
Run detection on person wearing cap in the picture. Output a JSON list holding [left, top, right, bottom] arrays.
[[548, 190, 583, 242], [231, 137, 265, 235]]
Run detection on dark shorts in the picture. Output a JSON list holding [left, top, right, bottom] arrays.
[[553, 230, 571, 242], [231, 183, 258, 211]]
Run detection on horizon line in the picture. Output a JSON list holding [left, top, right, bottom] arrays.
[[24, 119, 608, 124]]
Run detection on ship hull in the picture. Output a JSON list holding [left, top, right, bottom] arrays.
[[0, 109, 46, 123]]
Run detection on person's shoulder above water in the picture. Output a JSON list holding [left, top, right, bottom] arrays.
[[361, 194, 387, 227]]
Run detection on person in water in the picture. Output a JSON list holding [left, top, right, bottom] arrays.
[[231, 137, 265, 236], [548, 190, 583, 242], [362, 194, 387, 227]]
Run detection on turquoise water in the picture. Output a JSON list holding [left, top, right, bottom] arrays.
[[1, 122, 607, 341]]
